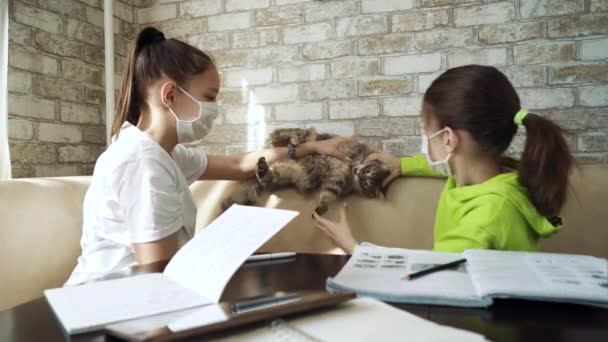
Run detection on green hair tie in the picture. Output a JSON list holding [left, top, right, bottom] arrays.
[[514, 109, 528, 126]]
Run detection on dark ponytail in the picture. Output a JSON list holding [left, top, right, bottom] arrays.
[[424, 65, 573, 219], [518, 113, 573, 217], [112, 27, 214, 138]]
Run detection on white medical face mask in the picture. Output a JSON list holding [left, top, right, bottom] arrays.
[[169, 87, 218, 144], [421, 128, 452, 176]]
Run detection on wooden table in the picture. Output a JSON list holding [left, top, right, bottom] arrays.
[[1, 254, 607, 342]]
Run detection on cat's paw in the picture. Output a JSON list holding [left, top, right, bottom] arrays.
[[314, 204, 328, 216], [256, 157, 270, 185]]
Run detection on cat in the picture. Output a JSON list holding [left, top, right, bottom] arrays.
[[221, 128, 391, 215]]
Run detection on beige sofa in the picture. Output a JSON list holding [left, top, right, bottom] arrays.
[[1, 165, 607, 311]]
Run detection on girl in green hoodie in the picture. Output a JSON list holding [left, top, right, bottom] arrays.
[[313, 65, 573, 254]]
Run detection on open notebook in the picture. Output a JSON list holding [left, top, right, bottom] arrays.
[[327, 243, 608, 308], [44, 205, 298, 335], [211, 297, 486, 342]]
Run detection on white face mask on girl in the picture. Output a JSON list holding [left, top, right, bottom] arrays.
[[169, 86, 218, 144], [421, 128, 452, 177]]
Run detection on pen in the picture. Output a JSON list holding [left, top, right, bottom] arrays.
[[232, 293, 300, 314], [402, 258, 467, 281], [246, 252, 297, 262]]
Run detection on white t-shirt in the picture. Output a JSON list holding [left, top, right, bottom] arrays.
[[65, 123, 208, 285]]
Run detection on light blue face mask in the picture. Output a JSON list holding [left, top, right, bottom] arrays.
[[420, 128, 452, 177], [169, 87, 218, 144]]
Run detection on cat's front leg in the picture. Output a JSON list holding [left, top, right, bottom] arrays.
[[255, 157, 273, 188]]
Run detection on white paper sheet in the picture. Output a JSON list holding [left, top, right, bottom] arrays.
[[328, 244, 488, 307], [464, 249, 608, 305], [44, 273, 207, 334], [164, 204, 299, 302]]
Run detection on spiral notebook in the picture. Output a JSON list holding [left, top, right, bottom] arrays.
[[327, 244, 608, 308]]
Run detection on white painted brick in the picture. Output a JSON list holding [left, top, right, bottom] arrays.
[[222, 105, 270, 124], [447, 48, 508, 68], [161, 19, 207, 38], [114, 0, 134, 22], [61, 103, 100, 124], [39, 123, 82, 143], [252, 85, 299, 104], [358, 34, 413, 56], [331, 59, 380, 78], [86, 7, 104, 28], [417, 72, 442, 93], [513, 42, 575, 65], [384, 53, 442, 75], [362, 0, 414, 14], [278, 64, 326, 83], [226, 0, 269, 12], [35, 165, 79, 177], [8, 118, 34, 140], [276, 0, 312, 4], [304, 1, 356, 23], [518, 88, 575, 110], [8, 47, 58, 76], [7, 70, 32, 94], [591, 0, 608, 12], [8, 94, 55, 120], [454, 2, 515, 26], [180, 0, 223, 18], [501, 67, 547, 87], [209, 12, 254, 32], [414, 28, 473, 51], [521, 0, 584, 19], [336, 15, 387, 37], [251, 46, 299, 65], [580, 85, 608, 107], [14, 2, 63, 34], [283, 23, 332, 44], [305, 122, 355, 136], [303, 41, 354, 60], [223, 68, 273, 87], [384, 96, 423, 117], [59, 145, 99, 163], [581, 38, 608, 60], [137, 5, 177, 24], [185, 33, 230, 51], [275, 103, 324, 121], [329, 100, 380, 119], [302, 80, 358, 100], [232, 29, 280, 49], [392, 10, 449, 32]]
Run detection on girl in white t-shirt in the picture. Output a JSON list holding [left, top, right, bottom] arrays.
[[65, 27, 350, 285]]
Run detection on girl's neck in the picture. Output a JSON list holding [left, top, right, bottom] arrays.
[[452, 154, 502, 187], [137, 110, 178, 154]]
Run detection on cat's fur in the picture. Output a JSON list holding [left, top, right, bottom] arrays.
[[222, 128, 390, 215]]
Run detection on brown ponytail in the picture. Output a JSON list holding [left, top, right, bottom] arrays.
[[518, 113, 573, 217], [112, 27, 214, 138], [424, 65, 573, 219]]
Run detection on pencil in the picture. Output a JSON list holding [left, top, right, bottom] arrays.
[[402, 258, 467, 280]]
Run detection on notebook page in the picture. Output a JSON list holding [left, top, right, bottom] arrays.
[[327, 245, 486, 306], [164, 205, 298, 303], [213, 298, 486, 342], [464, 249, 608, 304], [44, 273, 208, 334]]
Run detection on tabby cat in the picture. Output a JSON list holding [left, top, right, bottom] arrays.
[[222, 128, 390, 215]]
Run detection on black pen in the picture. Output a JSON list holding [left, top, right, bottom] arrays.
[[402, 258, 467, 281]]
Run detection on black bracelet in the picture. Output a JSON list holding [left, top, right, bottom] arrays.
[[287, 142, 297, 160]]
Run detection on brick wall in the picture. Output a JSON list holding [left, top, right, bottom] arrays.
[[6, 0, 140, 177], [131, 0, 608, 163]]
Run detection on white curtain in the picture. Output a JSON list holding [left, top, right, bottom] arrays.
[[0, 0, 10, 179]]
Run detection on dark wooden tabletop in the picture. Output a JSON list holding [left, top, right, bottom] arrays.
[[1, 253, 607, 342]]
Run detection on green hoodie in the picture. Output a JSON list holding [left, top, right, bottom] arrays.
[[400, 155, 561, 253]]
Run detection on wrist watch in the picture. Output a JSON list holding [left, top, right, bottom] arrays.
[[287, 142, 297, 160]]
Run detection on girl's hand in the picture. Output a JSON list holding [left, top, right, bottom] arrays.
[[308, 137, 353, 162], [365, 152, 400, 187], [312, 203, 357, 254]]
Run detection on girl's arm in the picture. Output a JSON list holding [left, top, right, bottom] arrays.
[[365, 152, 445, 187], [200, 136, 353, 180]]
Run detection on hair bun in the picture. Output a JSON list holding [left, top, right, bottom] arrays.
[[136, 27, 165, 49]]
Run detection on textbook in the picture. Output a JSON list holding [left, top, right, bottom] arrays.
[[327, 243, 608, 308], [44, 205, 298, 334]]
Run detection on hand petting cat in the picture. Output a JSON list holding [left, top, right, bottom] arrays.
[[365, 152, 401, 187], [311, 136, 354, 162], [313, 203, 357, 254]]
